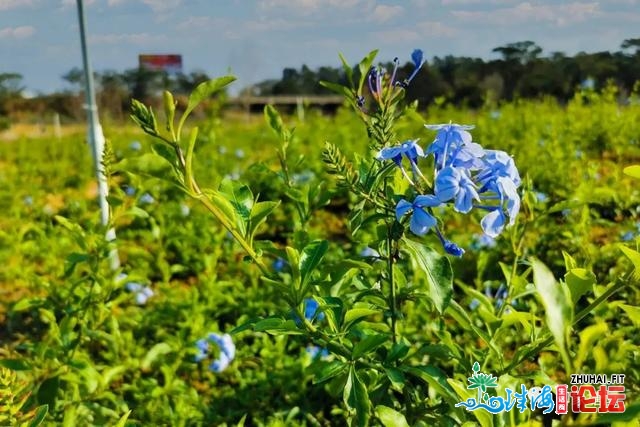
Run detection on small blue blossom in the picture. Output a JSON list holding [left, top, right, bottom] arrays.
[[469, 298, 480, 311], [124, 185, 136, 196], [533, 191, 548, 203], [434, 166, 479, 213], [139, 192, 155, 204], [442, 240, 465, 257], [194, 333, 236, 373], [23, 195, 33, 206], [129, 140, 142, 151], [398, 49, 425, 88], [125, 281, 154, 305], [360, 247, 380, 258], [304, 298, 325, 322], [377, 139, 426, 184], [235, 149, 245, 159], [395, 195, 440, 235], [273, 257, 287, 272], [621, 231, 635, 242], [425, 123, 479, 171]]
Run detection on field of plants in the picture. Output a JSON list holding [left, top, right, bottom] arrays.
[[1, 51, 640, 426]]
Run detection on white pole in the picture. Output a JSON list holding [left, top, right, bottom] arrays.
[[76, 0, 120, 270]]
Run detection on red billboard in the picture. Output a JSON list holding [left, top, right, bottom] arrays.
[[139, 54, 182, 74]]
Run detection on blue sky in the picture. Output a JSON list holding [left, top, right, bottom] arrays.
[[1, 0, 638, 94]]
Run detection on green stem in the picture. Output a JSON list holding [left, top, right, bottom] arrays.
[[387, 226, 398, 345]]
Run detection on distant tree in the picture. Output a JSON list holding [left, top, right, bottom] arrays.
[[492, 41, 542, 64]]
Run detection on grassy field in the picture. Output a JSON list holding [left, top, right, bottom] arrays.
[[1, 85, 639, 426]]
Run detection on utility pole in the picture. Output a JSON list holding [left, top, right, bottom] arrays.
[[76, 0, 120, 270]]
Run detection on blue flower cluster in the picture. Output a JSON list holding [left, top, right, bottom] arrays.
[[378, 124, 521, 256], [363, 49, 425, 107], [194, 333, 236, 373]]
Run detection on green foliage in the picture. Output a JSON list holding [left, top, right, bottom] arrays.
[[1, 60, 639, 427]]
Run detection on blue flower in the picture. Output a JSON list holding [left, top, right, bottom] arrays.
[[376, 139, 424, 165], [124, 185, 136, 196], [125, 281, 153, 305], [442, 240, 465, 257], [235, 149, 245, 159], [533, 191, 548, 203], [376, 139, 425, 184], [360, 247, 380, 258], [304, 298, 325, 322], [398, 49, 425, 88], [129, 140, 142, 151], [425, 123, 478, 170], [273, 257, 287, 272], [480, 208, 507, 238], [139, 192, 155, 204], [395, 195, 440, 235], [469, 298, 480, 311], [194, 333, 236, 373], [434, 166, 479, 213]]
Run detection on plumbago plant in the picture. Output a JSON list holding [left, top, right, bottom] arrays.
[[128, 50, 636, 426]]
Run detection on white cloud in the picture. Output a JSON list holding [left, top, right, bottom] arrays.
[[368, 4, 404, 23], [417, 21, 458, 37], [141, 0, 181, 12], [0, 0, 36, 10], [0, 25, 36, 39], [259, 0, 374, 16], [88, 32, 166, 44], [451, 2, 600, 26]]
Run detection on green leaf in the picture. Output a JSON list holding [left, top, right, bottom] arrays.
[[253, 318, 302, 335], [219, 179, 253, 234], [12, 298, 43, 313], [184, 76, 236, 120], [564, 268, 596, 305], [319, 81, 352, 99], [114, 410, 132, 427], [402, 238, 453, 314], [141, 342, 172, 370], [236, 414, 247, 427], [163, 90, 176, 134], [357, 50, 378, 94], [352, 333, 388, 359], [0, 358, 31, 370], [286, 246, 302, 290], [343, 308, 380, 331], [619, 244, 640, 280], [264, 104, 289, 142], [338, 52, 354, 88], [623, 165, 640, 179], [300, 240, 329, 288], [118, 152, 177, 184], [575, 322, 608, 369], [130, 98, 158, 135], [344, 367, 371, 427], [618, 303, 640, 326], [151, 142, 179, 169], [37, 376, 59, 408], [403, 366, 460, 409], [375, 405, 409, 427], [248, 201, 280, 243], [28, 405, 49, 427], [532, 258, 573, 371], [313, 360, 348, 384]]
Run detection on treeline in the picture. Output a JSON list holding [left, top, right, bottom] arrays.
[[253, 39, 640, 106], [1, 38, 640, 128], [0, 68, 212, 127]]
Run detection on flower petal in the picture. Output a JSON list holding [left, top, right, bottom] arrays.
[[395, 199, 413, 221], [409, 208, 436, 235], [480, 210, 506, 238]]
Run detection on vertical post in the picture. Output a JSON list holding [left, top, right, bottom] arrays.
[[76, 0, 120, 270]]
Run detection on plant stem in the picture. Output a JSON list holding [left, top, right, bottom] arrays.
[[388, 223, 398, 345]]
